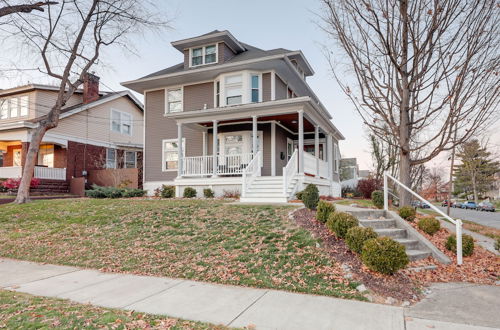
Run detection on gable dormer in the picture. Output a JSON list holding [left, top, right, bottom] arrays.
[[171, 30, 246, 70]]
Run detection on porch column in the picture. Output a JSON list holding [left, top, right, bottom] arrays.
[[177, 123, 183, 178], [202, 131, 207, 156], [271, 121, 276, 176], [252, 115, 258, 157], [315, 125, 319, 177], [212, 120, 218, 177], [327, 134, 334, 195], [298, 110, 304, 173]]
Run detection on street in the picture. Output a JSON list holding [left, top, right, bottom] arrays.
[[436, 206, 500, 229]]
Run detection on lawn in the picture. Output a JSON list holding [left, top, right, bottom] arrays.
[[0, 290, 229, 329], [334, 199, 376, 208], [0, 199, 361, 299]]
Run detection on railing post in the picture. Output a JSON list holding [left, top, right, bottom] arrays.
[[242, 172, 247, 198], [383, 172, 388, 211], [456, 219, 463, 265], [283, 169, 287, 196]]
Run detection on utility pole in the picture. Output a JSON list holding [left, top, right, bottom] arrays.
[[447, 125, 458, 216]]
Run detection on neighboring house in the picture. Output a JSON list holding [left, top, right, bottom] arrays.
[[0, 74, 144, 192], [122, 30, 344, 202], [340, 158, 358, 188]]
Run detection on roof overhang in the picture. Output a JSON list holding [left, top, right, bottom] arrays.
[[171, 30, 246, 53]]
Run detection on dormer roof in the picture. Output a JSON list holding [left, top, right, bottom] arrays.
[[171, 30, 246, 53]]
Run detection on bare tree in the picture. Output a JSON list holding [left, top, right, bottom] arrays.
[[0, 1, 56, 17], [320, 0, 500, 205], [2, 0, 166, 203]]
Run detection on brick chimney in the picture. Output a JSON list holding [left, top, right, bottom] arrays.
[[83, 73, 100, 104]]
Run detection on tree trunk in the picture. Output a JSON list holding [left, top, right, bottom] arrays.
[[472, 174, 478, 204], [14, 126, 48, 203]]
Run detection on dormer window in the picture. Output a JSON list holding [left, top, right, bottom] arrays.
[[190, 44, 217, 67]]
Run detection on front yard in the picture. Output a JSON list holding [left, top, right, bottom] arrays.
[[0, 199, 362, 300]]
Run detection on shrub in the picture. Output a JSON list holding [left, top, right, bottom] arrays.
[[371, 190, 384, 209], [183, 187, 197, 198], [160, 185, 175, 198], [356, 178, 381, 198], [222, 189, 240, 199], [399, 206, 416, 222], [0, 179, 7, 193], [2, 177, 40, 190], [495, 237, 500, 252], [361, 237, 409, 274], [316, 200, 336, 223], [295, 190, 304, 201], [86, 185, 124, 199], [417, 217, 441, 235], [302, 184, 320, 210], [346, 226, 378, 254], [121, 188, 146, 198], [445, 234, 474, 257], [203, 188, 214, 198], [326, 212, 359, 238]]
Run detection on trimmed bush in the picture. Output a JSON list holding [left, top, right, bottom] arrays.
[[495, 237, 500, 252], [346, 226, 378, 254], [160, 185, 175, 198], [326, 212, 359, 238], [316, 200, 336, 224], [302, 184, 320, 210], [203, 188, 214, 198], [417, 217, 440, 235], [121, 188, 146, 198], [183, 187, 197, 198], [295, 190, 304, 201], [445, 234, 474, 257], [85, 185, 125, 199], [399, 206, 416, 222], [371, 190, 384, 209], [361, 237, 409, 274]]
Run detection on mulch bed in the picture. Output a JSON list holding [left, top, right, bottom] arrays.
[[403, 215, 499, 285], [292, 208, 422, 303]]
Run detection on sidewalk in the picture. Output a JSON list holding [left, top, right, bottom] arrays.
[[0, 258, 498, 330]]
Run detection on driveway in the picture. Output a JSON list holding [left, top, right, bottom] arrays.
[[436, 206, 500, 229]]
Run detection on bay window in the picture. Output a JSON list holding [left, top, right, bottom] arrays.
[[190, 44, 217, 67], [0, 95, 29, 119], [225, 74, 243, 105], [9, 98, 18, 117], [167, 88, 183, 113], [0, 99, 8, 119], [20, 96, 28, 116], [251, 75, 260, 103]]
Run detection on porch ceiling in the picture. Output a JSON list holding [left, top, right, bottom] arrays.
[[198, 113, 317, 133]]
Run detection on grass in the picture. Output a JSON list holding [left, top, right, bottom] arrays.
[[0, 198, 362, 300], [334, 199, 376, 208], [0, 289, 230, 329]]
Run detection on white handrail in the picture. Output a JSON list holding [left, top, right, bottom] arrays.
[[283, 149, 298, 196], [384, 172, 463, 265], [242, 151, 261, 198]]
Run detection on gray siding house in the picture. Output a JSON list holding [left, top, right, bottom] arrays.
[[122, 30, 344, 202]]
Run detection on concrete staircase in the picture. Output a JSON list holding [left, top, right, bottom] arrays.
[[240, 176, 298, 203]]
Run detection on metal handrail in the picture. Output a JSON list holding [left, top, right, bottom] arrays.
[[384, 172, 463, 265]]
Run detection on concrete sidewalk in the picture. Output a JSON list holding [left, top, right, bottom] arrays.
[[0, 258, 498, 330]]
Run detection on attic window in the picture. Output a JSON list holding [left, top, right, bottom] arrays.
[[190, 44, 217, 67]]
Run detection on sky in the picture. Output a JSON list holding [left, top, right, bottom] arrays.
[[1, 0, 498, 173]]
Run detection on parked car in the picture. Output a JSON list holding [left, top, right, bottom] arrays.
[[453, 201, 463, 208], [411, 200, 430, 209], [441, 200, 453, 207], [478, 202, 495, 212], [461, 201, 477, 210]]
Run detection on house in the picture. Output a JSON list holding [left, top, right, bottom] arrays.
[[0, 74, 144, 192], [340, 158, 358, 188], [122, 30, 344, 202]]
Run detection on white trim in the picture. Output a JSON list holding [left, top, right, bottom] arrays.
[[171, 30, 246, 53], [162, 138, 185, 172], [271, 122, 276, 176], [41, 132, 142, 149], [106, 148, 117, 169], [271, 71, 276, 101], [124, 150, 137, 168], [164, 86, 184, 114], [189, 43, 218, 68]]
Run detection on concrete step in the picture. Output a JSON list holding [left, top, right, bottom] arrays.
[[394, 238, 420, 250], [240, 196, 288, 203], [244, 192, 286, 198], [406, 249, 432, 261], [247, 187, 284, 193], [374, 228, 407, 239], [359, 219, 396, 229], [250, 182, 283, 188]]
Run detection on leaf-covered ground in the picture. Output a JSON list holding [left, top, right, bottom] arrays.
[[0, 290, 230, 329], [0, 199, 362, 299]]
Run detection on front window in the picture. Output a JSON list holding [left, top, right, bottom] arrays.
[[9, 98, 18, 117], [191, 44, 217, 67], [111, 109, 133, 135], [163, 139, 185, 171], [106, 148, 117, 169], [0, 99, 8, 119], [0, 95, 29, 119], [37, 145, 54, 167], [225, 74, 242, 105], [167, 88, 183, 113], [124, 151, 136, 168], [251, 75, 260, 103]]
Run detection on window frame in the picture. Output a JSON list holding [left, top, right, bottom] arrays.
[[189, 44, 218, 68], [224, 74, 243, 106], [110, 109, 133, 136], [124, 151, 137, 169], [0, 95, 30, 120], [106, 148, 117, 169], [162, 138, 185, 172], [165, 87, 183, 113]]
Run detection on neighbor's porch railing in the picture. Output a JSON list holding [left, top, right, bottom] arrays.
[[383, 172, 463, 265], [0, 166, 23, 179], [181, 153, 254, 177], [241, 151, 262, 198], [34, 166, 67, 180]]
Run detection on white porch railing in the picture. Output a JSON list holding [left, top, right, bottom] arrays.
[[283, 149, 298, 196], [303, 152, 316, 175], [241, 151, 261, 198], [383, 172, 463, 265], [318, 158, 329, 178], [34, 167, 67, 180], [0, 166, 22, 178], [181, 153, 254, 177]]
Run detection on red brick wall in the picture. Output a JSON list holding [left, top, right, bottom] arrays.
[[54, 145, 67, 168], [66, 141, 106, 181]]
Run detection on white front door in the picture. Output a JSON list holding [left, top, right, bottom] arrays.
[[218, 131, 263, 165]]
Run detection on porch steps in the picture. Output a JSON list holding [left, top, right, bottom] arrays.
[[358, 217, 432, 261], [31, 179, 69, 194], [240, 176, 296, 203]]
